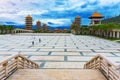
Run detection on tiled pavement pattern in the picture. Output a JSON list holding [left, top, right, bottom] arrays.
[[0, 33, 120, 69]]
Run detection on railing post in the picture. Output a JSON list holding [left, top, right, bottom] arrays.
[[99, 57, 101, 69], [27, 60, 29, 68], [107, 64, 111, 80], [35, 64, 38, 69], [3, 61, 8, 77], [15, 56, 19, 69], [21, 57, 25, 69], [94, 59, 96, 69]]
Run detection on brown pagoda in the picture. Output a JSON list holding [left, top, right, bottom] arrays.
[[75, 16, 81, 27], [70, 16, 81, 30], [89, 11, 104, 26], [25, 15, 32, 30], [36, 20, 41, 30]]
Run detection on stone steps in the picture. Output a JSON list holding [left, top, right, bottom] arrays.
[[7, 69, 107, 80]]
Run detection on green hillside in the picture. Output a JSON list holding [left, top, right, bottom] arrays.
[[102, 15, 120, 24]]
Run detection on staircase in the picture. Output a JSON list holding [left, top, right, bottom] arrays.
[[0, 54, 119, 80], [7, 69, 106, 80]]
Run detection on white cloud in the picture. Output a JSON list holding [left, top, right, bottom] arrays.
[[53, 0, 86, 11], [0, 0, 119, 25], [38, 19, 71, 26], [16, 10, 48, 16], [99, 0, 120, 6]]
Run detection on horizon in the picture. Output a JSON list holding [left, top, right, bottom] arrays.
[[15, 25, 71, 30], [0, 0, 120, 28]]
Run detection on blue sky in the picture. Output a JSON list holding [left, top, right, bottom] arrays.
[[0, 0, 120, 27]]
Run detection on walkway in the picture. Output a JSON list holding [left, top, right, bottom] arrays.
[[0, 33, 120, 69]]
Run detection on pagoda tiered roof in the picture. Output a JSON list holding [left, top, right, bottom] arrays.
[[26, 15, 32, 18], [89, 11, 104, 19]]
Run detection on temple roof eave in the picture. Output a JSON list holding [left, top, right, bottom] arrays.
[[89, 16, 104, 19]]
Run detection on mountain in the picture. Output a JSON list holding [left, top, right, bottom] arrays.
[[102, 15, 120, 24], [14, 25, 70, 30]]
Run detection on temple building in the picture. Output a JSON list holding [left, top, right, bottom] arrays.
[[36, 20, 41, 30], [89, 11, 104, 26], [25, 15, 32, 30], [63, 28, 68, 33]]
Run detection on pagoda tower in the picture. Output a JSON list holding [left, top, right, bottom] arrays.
[[89, 11, 104, 26], [70, 16, 81, 30], [75, 16, 81, 27], [43, 23, 47, 31], [36, 20, 41, 30], [25, 15, 32, 30]]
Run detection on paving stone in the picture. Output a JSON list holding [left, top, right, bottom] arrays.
[[12, 49, 37, 52], [40, 49, 64, 51], [21, 52, 49, 55], [29, 56, 64, 61], [51, 52, 80, 55], [68, 56, 93, 61], [44, 62, 85, 68], [94, 50, 120, 53]]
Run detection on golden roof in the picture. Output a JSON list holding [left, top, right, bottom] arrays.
[[89, 11, 103, 19]]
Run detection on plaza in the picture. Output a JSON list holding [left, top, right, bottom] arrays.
[[0, 33, 120, 69]]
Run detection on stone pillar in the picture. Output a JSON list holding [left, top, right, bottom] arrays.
[[92, 20, 94, 25], [109, 31, 112, 38], [117, 31, 119, 38], [99, 20, 101, 24], [113, 31, 115, 38], [115, 31, 117, 38], [119, 32, 120, 38]]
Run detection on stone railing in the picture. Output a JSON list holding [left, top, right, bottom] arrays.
[[0, 54, 39, 80], [84, 55, 120, 80]]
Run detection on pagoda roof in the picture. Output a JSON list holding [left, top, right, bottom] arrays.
[[89, 11, 104, 19], [37, 20, 41, 22], [26, 15, 32, 18], [76, 16, 80, 18]]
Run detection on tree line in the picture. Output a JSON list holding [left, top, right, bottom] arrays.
[[0, 25, 14, 34], [79, 23, 120, 38]]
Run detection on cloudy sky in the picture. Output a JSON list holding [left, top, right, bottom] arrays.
[[0, 0, 120, 27]]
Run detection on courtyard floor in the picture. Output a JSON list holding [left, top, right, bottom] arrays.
[[0, 33, 120, 69]]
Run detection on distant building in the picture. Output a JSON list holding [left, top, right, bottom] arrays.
[[63, 28, 68, 33], [75, 16, 81, 27], [36, 20, 41, 30], [89, 11, 104, 26], [70, 16, 81, 30], [43, 23, 49, 31], [25, 15, 32, 30], [70, 16, 81, 34], [53, 28, 59, 33]]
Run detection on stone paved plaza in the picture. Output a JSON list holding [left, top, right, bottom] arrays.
[[0, 33, 120, 69]]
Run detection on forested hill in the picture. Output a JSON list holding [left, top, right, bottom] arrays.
[[102, 15, 120, 24]]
